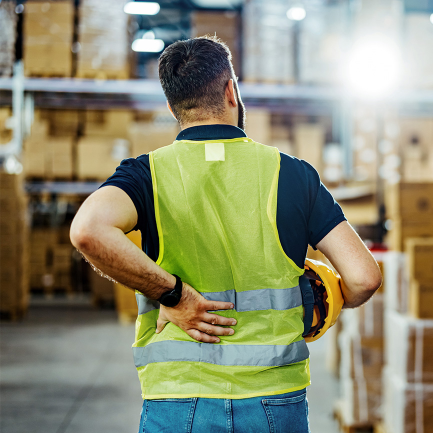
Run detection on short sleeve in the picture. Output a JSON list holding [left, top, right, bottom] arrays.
[[307, 167, 346, 248], [98, 155, 159, 260]]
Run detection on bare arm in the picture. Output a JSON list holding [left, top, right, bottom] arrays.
[[316, 221, 382, 308], [70, 186, 236, 343]]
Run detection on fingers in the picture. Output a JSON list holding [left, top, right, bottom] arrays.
[[205, 300, 235, 312], [196, 321, 235, 337], [203, 312, 237, 327], [187, 329, 221, 344]]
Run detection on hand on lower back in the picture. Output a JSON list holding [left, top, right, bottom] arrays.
[[155, 282, 237, 343]]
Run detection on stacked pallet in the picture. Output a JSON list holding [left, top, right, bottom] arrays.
[[242, 0, 295, 84], [23, 1, 74, 77], [77, 0, 129, 79], [0, 0, 17, 77], [385, 183, 433, 251], [337, 292, 385, 429], [23, 110, 77, 179], [77, 109, 133, 180], [382, 182, 433, 432], [29, 227, 73, 296], [0, 172, 29, 320]]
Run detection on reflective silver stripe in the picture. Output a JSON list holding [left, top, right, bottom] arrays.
[[133, 339, 309, 368], [135, 285, 301, 315], [201, 286, 302, 312], [135, 293, 159, 315]]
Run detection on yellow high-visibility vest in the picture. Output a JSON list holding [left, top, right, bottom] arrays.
[[133, 137, 310, 399]]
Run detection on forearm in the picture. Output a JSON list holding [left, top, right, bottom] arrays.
[[72, 224, 175, 300]]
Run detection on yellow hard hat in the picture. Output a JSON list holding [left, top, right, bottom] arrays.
[[301, 258, 344, 343]]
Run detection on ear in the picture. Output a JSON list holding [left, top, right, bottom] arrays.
[[225, 79, 238, 108], [167, 102, 178, 121]]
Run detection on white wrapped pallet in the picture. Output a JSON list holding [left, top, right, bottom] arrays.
[[384, 367, 433, 433], [383, 251, 409, 314], [385, 311, 433, 384]]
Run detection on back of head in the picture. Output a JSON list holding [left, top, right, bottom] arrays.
[[158, 36, 234, 126]]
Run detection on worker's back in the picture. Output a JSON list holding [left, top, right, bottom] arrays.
[[133, 138, 310, 399]]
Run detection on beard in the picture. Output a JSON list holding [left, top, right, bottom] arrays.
[[234, 81, 246, 131]]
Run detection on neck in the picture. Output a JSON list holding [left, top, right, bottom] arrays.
[[180, 117, 236, 131]]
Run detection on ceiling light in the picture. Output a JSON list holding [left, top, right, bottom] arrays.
[[430, 13, 433, 24], [132, 39, 165, 52], [286, 6, 306, 21], [124, 2, 160, 15], [142, 30, 155, 39], [342, 36, 402, 99]]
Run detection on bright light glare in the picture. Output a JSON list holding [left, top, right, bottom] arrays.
[[430, 13, 433, 24], [124, 2, 160, 15], [132, 39, 165, 52], [286, 7, 306, 21], [343, 36, 401, 99]]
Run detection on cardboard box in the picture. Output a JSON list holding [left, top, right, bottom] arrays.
[[409, 280, 433, 319], [385, 182, 433, 221], [76, 137, 130, 180], [294, 124, 325, 174], [387, 218, 433, 251], [405, 238, 433, 282], [85, 110, 133, 139], [245, 109, 271, 145], [129, 123, 179, 157]]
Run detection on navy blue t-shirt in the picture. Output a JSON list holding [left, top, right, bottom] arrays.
[[101, 124, 346, 269]]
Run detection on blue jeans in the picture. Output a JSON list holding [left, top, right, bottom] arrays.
[[138, 389, 310, 433]]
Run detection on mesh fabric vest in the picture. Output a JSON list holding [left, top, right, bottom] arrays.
[[133, 137, 311, 399]]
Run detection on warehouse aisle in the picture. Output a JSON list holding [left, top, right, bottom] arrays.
[[1, 300, 340, 433]]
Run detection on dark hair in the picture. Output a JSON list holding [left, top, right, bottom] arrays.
[[158, 36, 234, 125]]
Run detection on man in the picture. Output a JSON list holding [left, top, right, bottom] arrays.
[[70, 36, 382, 432]]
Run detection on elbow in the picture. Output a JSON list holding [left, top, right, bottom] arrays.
[[70, 219, 95, 254], [362, 268, 383, 295]]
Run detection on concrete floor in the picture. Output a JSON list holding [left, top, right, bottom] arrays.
[[0, 298, 340, 433]]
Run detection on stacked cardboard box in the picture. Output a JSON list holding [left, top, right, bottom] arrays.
[[399, 119, 433, 182], [77, 0, 129, 79], [29, 227, 73, 295], [24, 112, 75, 179], [338, 294, 385, 426], [244, 109, 271, 145], [294, 124, 325, 175], [77, 109, 133, 180], [191, 11, 241, 76], [0, 1, 17, 77], [23, 1, 74, 77], [242, 0, 294, 84], [385, 182, 433, 251], [89, 268, 115, 307], [129, 122, 179, 157], [406, 238, 433, 319], [384, 312, 433, 433], [0, 172, 29, 319]]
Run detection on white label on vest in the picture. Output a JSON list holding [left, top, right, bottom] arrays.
[[205, 142, 225, 161]]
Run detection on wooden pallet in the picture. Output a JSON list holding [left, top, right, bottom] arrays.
[[334, 400, 375, 433]]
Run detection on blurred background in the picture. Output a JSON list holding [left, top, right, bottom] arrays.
[[0, 0, 433, 432]]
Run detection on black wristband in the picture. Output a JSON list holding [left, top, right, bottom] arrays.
[[158, 274, 183, 307]]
